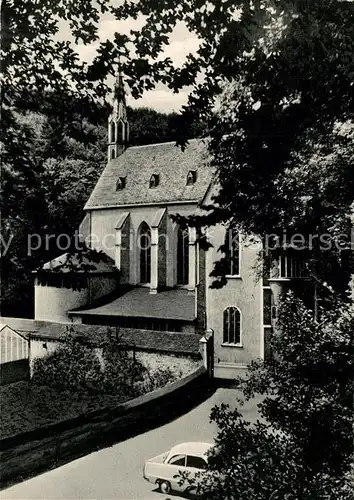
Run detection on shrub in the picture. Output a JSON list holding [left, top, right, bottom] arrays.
[[32, 334, 104, 394], [137, 366, 178, 394], [180, 291, 354, 499], [100, 345, 147, 396]]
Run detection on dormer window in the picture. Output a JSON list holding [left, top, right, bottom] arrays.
[[149, 174, 159, 188], [186, 170, 197, 185], [116, 176, 126, 191]]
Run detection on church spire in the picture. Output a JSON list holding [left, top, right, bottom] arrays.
[[113, 70, 127, 121], [108, 66, 129, 161]]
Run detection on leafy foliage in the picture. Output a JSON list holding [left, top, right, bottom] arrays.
[[128, 107, 204, 145], [138, 366, 178, 394], [31, 328, 147, 396], [100, 0, 354, 292], [179, 291, 354, 499], [0, 107, 106, 316]]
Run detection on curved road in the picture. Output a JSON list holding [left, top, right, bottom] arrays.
[[2, 387, 260, 500]]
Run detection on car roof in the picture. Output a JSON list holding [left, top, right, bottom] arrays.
[[168, 442, 213, 457]]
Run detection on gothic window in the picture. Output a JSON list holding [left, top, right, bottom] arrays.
[[186, 170, 197, 185], [118, 121, 124, 144], [110, 122, 116, 143], [116, 177, 126, 191], [139, 222, 151, 283], [177, 227, 189, 285], [149, 174, 159, 188], [223, 307, 241, 344], [225, 229, 240, 276]]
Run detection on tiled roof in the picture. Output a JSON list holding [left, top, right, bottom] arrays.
[[30, 323, 201, 356], [0, 317, 54, 337], [84, 139, 214, 209], [69, 287, 195, 322]]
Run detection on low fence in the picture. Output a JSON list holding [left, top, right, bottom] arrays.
[[0, 366, 209, 489]]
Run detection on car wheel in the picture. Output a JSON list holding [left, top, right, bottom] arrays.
[[185, 486, 197, 497], [159, 480, 171, 494]]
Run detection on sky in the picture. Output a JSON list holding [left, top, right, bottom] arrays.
[[62, 12, 200, 113]]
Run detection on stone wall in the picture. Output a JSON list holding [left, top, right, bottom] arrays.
[[0, 367, 208, 490], [136, 352, 200, 378], [28, 327, 202, 378]]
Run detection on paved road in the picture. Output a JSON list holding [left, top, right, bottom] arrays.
[[2, 387, 261, 500]]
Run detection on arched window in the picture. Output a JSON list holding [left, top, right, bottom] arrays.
[[110, 122, 116, 143], [111, 148, 116, 160], [225, 229, 240, 276], [177, 227, 189, 285], [139, 222, 151, 284], [118, 121, 124, 144], [223, 307, 241, 344]]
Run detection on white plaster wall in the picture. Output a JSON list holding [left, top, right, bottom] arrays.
[[29, 339, 61, 376], [34, 276, 117, 323], [206, 225, 263, 367], [34, 285, 88, 322]]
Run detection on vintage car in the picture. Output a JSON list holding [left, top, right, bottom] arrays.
[[143, 441, 213, 495]]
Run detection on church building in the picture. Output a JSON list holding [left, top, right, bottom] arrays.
[[34, 74, 305, 378]]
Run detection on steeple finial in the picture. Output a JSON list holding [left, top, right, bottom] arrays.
[[108, 63, 129, 161], [113, 65, 127, 120]]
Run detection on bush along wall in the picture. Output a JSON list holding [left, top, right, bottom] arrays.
[[32, 332, 146, 398], [31, 330, 201, 397]]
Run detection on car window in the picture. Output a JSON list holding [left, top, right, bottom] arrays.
[[168, 454, 186, 466], [186, 455, 208, 469]]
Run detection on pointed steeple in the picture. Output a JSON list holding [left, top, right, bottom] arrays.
[[108, 66, 129, 161]]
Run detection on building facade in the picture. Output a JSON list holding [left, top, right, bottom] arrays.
[[34, 75, 309, 378]]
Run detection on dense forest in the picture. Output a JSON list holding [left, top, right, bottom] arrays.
[[1, 103, 203, 318]]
